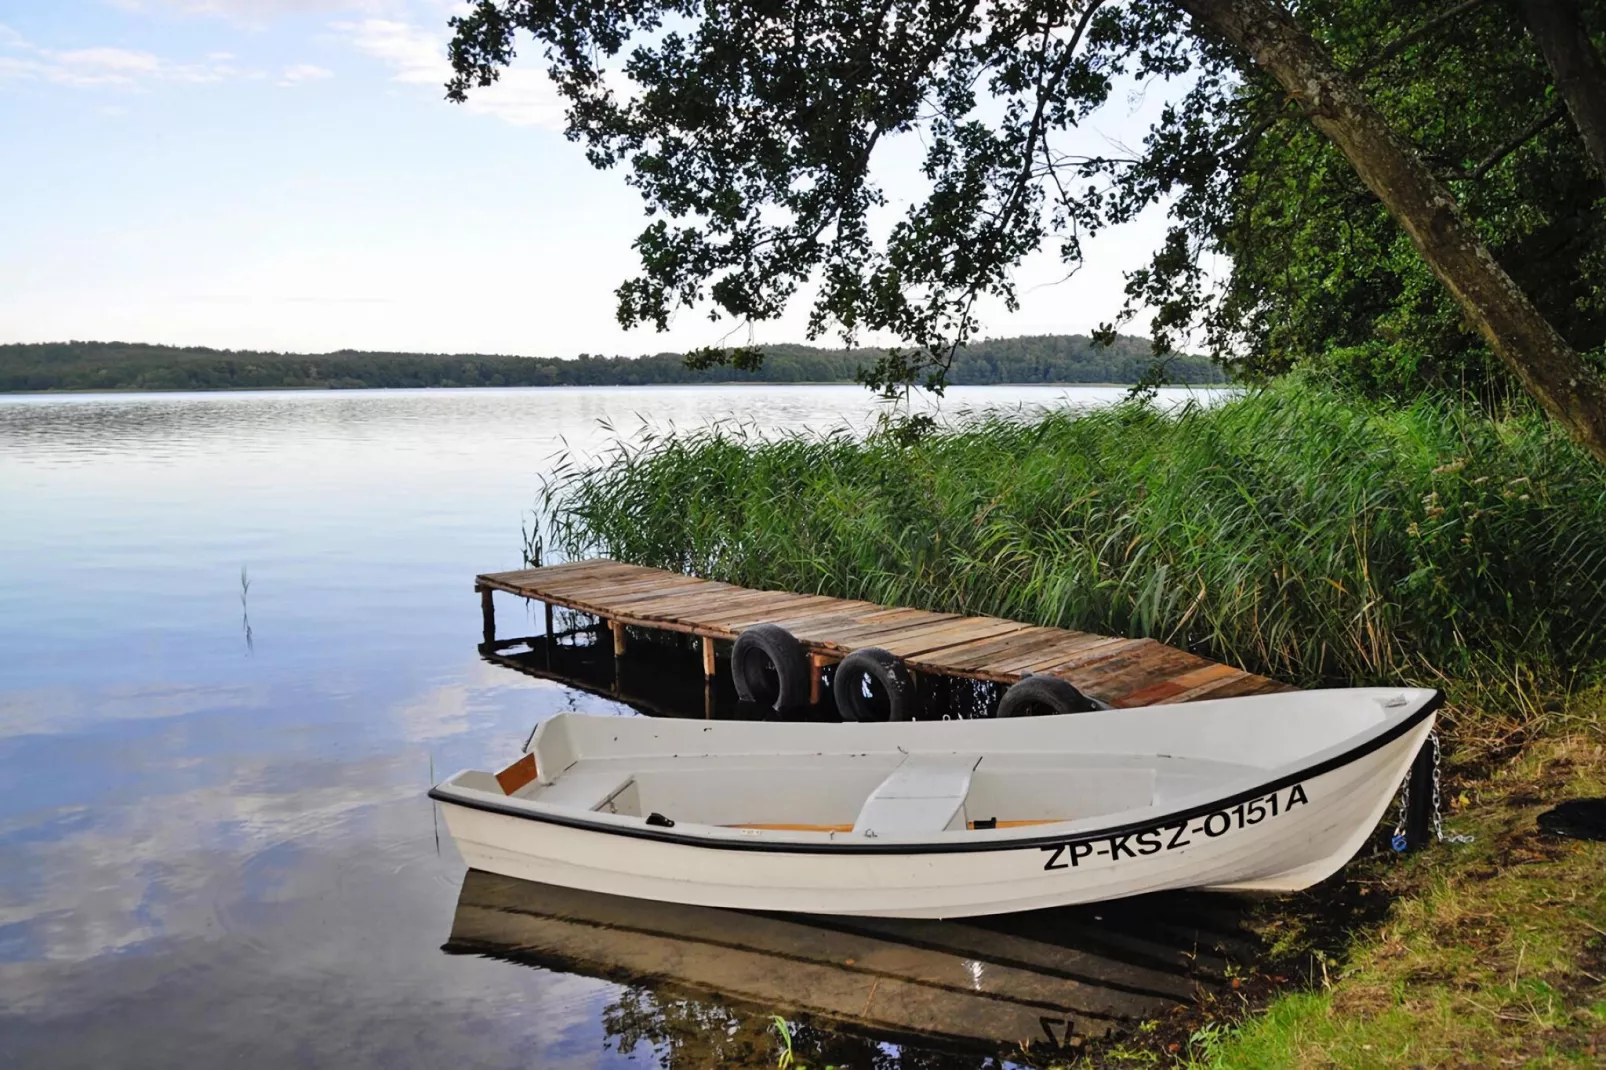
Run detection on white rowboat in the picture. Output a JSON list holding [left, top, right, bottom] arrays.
[[430, 687, 1439, 918]]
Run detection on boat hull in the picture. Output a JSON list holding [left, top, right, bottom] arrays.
[[434, 715, 1431, 918]]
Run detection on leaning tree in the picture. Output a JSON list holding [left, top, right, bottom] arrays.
[[446, 0, 1606, 463]]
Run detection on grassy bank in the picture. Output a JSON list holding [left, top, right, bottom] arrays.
[[542, 381, 1606, 689]]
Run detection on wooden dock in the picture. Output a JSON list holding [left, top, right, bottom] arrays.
[[476, 559, 1288, 709]]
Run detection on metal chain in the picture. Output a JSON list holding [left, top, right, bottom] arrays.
[[1391, 729, 1474, 851], [1391, 767, 1411, 853]]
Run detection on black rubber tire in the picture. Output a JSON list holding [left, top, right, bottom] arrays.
[[995, 674, 1102, 717], [832, 647, 917, 722], [731, 624, 812, 710]]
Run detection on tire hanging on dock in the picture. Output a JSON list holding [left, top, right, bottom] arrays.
[[995, 674, 1103, 717], [731, 624, 812, 711], [832, 647, 916, 722]]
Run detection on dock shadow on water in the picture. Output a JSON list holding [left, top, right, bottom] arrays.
[[468, 623, 1268, 1067]]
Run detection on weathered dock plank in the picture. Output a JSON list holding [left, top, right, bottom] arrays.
[[476, 561, 1290, 707]]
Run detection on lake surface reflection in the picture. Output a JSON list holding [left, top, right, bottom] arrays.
[[0, 384, 1229, 1068]]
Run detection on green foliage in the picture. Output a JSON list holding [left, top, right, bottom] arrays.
[[770, 1016, 838, 1070], [599, 986, 914, 1068], [446, 0, 1218, 390], [540, 381, 1606, 686], [1208, 0, 1606, 397], [0, 336, 1224, 393]]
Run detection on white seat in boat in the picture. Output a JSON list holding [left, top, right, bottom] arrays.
[[522, 769, 634, 809], [852, 755, 980, 836]]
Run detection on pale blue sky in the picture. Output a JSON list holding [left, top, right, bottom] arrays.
[[0, 0, 1176, 357]]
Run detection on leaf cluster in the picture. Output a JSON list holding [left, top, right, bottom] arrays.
[[1201, 0, 1606, 398], [447, 0, 1206, 393]]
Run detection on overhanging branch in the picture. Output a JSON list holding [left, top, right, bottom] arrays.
[[1352, 0, 1493, 80], [1441, 103, 1568, 180]]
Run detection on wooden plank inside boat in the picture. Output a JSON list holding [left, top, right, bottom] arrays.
[[476, 560, 1291, 706]]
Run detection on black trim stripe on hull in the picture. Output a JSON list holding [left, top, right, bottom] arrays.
[[428, 690, 1441, 855]]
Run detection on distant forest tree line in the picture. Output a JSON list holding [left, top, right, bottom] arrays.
[[0, 336, 1227, 393]]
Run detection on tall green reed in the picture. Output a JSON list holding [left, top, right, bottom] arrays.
[[537, 383, 1606, 688]]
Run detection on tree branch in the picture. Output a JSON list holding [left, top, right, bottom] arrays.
[[1520, 0, 1606, 185], [1176, 0, 1606, 465], [923, 0, 1109, 386], [1352, 0, 1492, 79], [1441, 103, 1568, 180]]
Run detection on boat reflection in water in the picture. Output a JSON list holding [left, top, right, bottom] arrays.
[[445, 868, 1259, 1065], [463, 630, 1263, 1064]]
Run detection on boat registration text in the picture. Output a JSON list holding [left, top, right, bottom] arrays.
[[1040, 783, 1309, 870]]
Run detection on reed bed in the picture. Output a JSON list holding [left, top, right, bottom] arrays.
[[537, 383, 1606, 689]]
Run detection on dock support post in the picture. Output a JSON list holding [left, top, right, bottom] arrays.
[[1405, 738, 1435, 851], [704, 679, 714, 720], [808, 653, 832, 706], [543, 602, 554, 667], [610, 620, 627, 657], [479, 586, 495, 645], [702, 636, 716, 679]]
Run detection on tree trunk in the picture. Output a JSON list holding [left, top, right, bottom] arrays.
[[1520, 0, 1606, 184], [1174, 0, 1606, 465]]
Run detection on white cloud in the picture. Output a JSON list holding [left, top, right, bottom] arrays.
[[56, 46, 162, 74], [278, 62, 333, 86], [0, 56, 43, 80], [0, 682, 271, 737], [0, 767, 417, 965], [0, 22, 29, 49], [336, 18, 444, 84], [0, 38, 240, 89], [112, 0, 379, 14], [337, 17, 565, 129]]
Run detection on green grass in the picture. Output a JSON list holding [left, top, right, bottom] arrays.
[[540, 380, 1606, 689], [1166, 713, 1606, 1069]]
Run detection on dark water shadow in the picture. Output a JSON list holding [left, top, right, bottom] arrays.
[[479, 622, 1005, 723], [466, 625, 1270, 1065], [444, 869, 1258, 1066]]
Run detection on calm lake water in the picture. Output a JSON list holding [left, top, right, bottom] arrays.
[[0, 384, 1237, 1068]]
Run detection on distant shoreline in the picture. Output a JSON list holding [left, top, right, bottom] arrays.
[[0, 379, 1214, 397], [0, 336, 1230, 394]]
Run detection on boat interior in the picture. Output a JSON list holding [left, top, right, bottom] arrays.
[[440, 690, 1434, 838], [453, 748, 1265, 836]]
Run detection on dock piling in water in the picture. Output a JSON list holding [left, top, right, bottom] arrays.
[[478, 585, 495, 645]]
